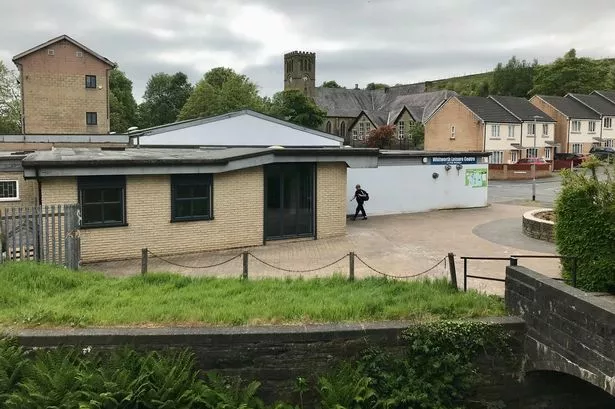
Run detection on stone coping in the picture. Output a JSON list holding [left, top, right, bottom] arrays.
[[523, 208, 555, 225]]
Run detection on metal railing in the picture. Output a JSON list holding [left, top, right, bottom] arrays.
[[460, 254, 578, 291]]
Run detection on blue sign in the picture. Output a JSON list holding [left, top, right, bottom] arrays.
[[430, 156, 477, 165]]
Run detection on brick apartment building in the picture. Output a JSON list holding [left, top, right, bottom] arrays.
[[12, 35, 116, 134]]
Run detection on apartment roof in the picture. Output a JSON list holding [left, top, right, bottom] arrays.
[[12, 34, 116, 67], [536, 95, 600, 120], [489, 96, 555, 122], [591, 90, 615, 104], [567, 93, 615, 116], [456, 96, 519, 123]]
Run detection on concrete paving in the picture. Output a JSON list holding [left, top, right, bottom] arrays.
[[87, 203, 562, 296]]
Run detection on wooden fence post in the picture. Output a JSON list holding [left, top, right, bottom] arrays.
[[447, 252, 457, 290], [242, 251, 249, 279], [349, 252, 355, 281], [141, 248, 148, 274]]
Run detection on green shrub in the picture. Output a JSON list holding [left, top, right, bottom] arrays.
[[555, 165, 615, 292]]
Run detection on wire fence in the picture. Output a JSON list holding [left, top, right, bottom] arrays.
[[142, 248, 453, 282]]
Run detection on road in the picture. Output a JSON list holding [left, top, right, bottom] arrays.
[[488, 176, 562, 205]]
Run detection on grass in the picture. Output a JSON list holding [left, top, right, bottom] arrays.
[[0, 262, 505, 328]]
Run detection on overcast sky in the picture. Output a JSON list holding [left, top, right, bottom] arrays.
[[2, 0, 615, 101]]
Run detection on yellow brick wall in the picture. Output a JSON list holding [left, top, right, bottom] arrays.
[[316, 162, 347, 239], [425, 97, 484, 152], [41, 169, 263, 262], [0, 171, 38, 214], [17, 39, 111, 134]]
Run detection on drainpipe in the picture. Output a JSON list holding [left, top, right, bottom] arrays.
[[482, 121, 486, 151], [600, 115, 603, 146], [567, 119, 570, 153], [35, 168, 42, 206]]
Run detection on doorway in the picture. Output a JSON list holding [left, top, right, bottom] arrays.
[[265, 163, 315, 240]]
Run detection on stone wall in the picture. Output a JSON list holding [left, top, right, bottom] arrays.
[[522, 209, 554, 242], [13, 318, 525, 407], [505, 265, 615, 397]]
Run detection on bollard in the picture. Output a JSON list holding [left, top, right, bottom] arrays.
[[447, 253, 458, 290], [349, 252, 355, 281], [141, 248, 148, 275], [242, 252, 249, 280]]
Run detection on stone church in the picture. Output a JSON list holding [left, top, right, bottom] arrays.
[[283, 51, 455, 147]]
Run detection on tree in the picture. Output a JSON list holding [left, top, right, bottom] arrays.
[[178, 67, 264, 120], [365, 83, 389, 91], [322, 80, 343, 88], [407, 122, 425, 149], [491, 56, 537, 97], [109, 69, 137, 133], [367, 125, 396, 149], [0, 61, 21, 134], [138, 72, 193, 128], [268, 90, 327, 129], [531, 49, 609, 96]]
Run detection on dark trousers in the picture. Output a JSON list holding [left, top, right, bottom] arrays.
[[354, 202, 367, 219]]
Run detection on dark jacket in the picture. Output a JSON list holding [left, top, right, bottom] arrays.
[[354, 189, 368, 204]]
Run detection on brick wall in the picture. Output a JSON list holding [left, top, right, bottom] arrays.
[[505, 265, 615, 397], [425, 97, 484, 152], [0, 171, 38, 213], [316, 162, 346, 239], [529, 97, 569, 152], [488, 164, 552, 180], [16, 39, 111, 134]]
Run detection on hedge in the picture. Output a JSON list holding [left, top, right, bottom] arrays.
[[555, 165, 615, 292]]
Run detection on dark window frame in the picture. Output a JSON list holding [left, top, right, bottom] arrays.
[[85, 75, 97, 88], [171, 174, 214, 222], [78, 176, 127, 228], [86, 112, 97, 125]]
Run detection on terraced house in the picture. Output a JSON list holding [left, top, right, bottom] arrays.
[[424, 96, 555, 164], [283, 51, 454, 147]]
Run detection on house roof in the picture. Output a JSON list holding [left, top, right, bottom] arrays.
[[22, 146, 379, 178], [130, 110, 343, 147], [12, 34, 116, 67], [456, 96, 520, 123], [536, 95, 600, 120], [313, 85, 454, 124], [592, 90, 615, 105], [489, 96, 555, 122], [567, 93, 615, 116]]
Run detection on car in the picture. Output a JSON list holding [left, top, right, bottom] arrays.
[[589, 146, 615, 161], [516, 157, 548, 165], [554, 152, 586, 167]]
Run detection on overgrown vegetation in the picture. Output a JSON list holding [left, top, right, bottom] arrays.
[[0, 321, 516, 408], [0, 262, 504, 328], [555, 162, 615, 292]]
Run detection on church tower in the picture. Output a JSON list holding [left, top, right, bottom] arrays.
[[283, 51, 316, 97]]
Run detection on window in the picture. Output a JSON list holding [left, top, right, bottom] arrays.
[[527, 123, 536, 136], [450, 125, 456, 139], [545, 147, 552, 160], [340, 122, 346, 138], [572, 143, 583, 154], [47, 49, 54, 56], [85, 75, 97, 88], [76, 51, 83, 58], [86, 112, 97, 125], [397, 121, 405, 139], [352, 129, 358, 140], [78, 176, 126, 228], [325, 121, 332, 133], [542, 124, 549, 137], [604, 117, 613, 129], [491, 125, 500, 138], [526, 148, 538, 158], [589, 121, 596, 133], [358, 121, 370, 140], [606, 139, 614, 148], [0, 180, 19, 201], [510, 150, 519, 163], [489, 151, 503, 164], [571, 120, 581, 133], [592, 142, 600, 148], [507, 125, 515, 139], [171, 174, 213, 222]]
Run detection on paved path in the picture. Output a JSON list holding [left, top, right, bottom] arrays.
[[87, 203, 562, 296]]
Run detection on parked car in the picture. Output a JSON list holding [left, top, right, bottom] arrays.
[[554, 153, 585, 167], [589, 146, 615, 161], [516, 157, 548, 165]]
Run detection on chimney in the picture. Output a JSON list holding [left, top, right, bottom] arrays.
[[354, 84, 359, 90]]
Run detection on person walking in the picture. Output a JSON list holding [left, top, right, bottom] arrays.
[[350, 184, 368, 220]]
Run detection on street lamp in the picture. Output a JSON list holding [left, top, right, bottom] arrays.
[[531, 115, 543, 201]]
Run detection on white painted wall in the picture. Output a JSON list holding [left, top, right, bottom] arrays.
[[520, 121, 554, 148], [484, 123, 521, 151], [347, 164, 488, 216], [568, 119, 599, 144], [602, 116, 615, 141]]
